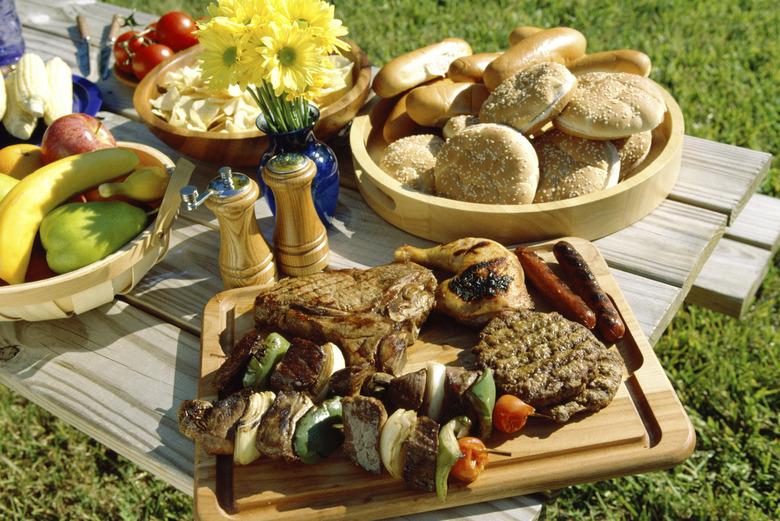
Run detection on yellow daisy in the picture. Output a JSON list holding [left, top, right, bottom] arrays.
[[198, 18, 258, 90], [271, 0, 349, 52], [207, 0, 274, 26], [257, 21, 324, 96]]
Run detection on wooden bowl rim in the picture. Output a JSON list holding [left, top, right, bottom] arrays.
[[0, 142, 175, 297], [350, 81, 684, 215], [133, 38, 371, 141]]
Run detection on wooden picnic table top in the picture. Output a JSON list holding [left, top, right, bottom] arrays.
[[1, 1, 777, 520]]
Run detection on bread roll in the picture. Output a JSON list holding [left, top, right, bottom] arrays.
[[434, 123, 539, 204], [533, 129, 620, 203], [479, 62, 577, 135], [372, 38, 473, 98], [483, 27, 586, 90], [568, 50, 651, 77], [447, 52, 503, 82], [442, 115, 479, 139], [508, 26, 544, 46], [380, 134, 444, 194], [613, 131, 652, 177], [383, 89, 427, 143], [406, 80, 489, 127], [555, 72, 666, 139]]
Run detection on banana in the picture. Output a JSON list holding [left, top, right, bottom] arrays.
[[0, 148, 139, 284]]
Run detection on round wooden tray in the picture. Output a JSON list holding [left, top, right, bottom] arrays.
[[350, 82, 684, 243], [0, 142, 189, 322], [134, 40, 372, 167]]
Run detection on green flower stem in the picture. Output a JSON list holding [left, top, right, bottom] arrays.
[[252, 82, 311, 133]]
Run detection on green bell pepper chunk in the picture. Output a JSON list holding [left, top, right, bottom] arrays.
[[435, 415, 472, 501], [242, 333, 290, 390], [465, 368, 496, 440], [293, 397, 344, 464]]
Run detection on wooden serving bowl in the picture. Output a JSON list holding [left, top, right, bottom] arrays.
[[134, 40, 372, 167], [0, 142, 191, 322], [351, 83, 684, 243]]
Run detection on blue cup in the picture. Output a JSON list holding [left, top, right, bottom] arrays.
[[0, 0, 25, 67]]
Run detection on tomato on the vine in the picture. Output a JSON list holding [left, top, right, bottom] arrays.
[[146, 22, 159, 43], [155, 12, 198, 51], [131, 43, 173, 80], [450, 437, 488, 483], [114, 30, 149, 74], [493, 394, 535, 434]]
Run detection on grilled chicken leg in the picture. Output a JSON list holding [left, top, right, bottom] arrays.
[[395, 238, 533, 325]]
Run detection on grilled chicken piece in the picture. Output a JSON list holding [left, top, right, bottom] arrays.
[[387, 368, 427, 414], [440, 366, 480, 422], [329, 364, 376, 396], [270, 338, 329, 398], [214, 330, 264, 393], [395, 238, 533, 325], [342, 396, 388, 474], [402, 416, 439, 492], [256, 391, 314, 461], [177, 389, 252, 455], [254, 263, 437, 374]]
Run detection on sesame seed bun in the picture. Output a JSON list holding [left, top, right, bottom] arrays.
[[533, 129, 621, 203], [613, 131, 652, 178], [554, 72, 666, 140], [434, 123, 539, 204], [380, 134, 444, 194], [442, 115, 480, 139], [479, 62, 577, 135]]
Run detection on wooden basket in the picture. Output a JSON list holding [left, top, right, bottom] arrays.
[[0, 143, 194, 321], [134, 40, 372, 167], [350, 82, 684, 243]]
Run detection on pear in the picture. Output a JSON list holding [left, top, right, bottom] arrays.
[[40, 201, 147, 274]]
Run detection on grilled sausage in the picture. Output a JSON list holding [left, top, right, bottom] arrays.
[[515, 247, 596, 329], [552, 241, 626, 343]]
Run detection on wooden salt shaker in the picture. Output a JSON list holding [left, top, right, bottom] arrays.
[[180, 167, 276, 289], [262, 153, 329, 276]]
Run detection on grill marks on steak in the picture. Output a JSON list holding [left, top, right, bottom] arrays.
[[254, 263, 436, 374], [402, 416, 439, 492], [270, 338, 328, 397], [256, 391, 314, 461], [475, 311, 623, 417]]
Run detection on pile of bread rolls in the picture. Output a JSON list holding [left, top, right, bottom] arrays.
[[375, 27, 667, 205]]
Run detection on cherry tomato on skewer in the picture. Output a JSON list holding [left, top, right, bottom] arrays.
[[493, 394, 536, 434], [450, 437, 488, 483]]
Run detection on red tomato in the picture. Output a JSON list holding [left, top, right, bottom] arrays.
[[145, 22, 159, 43], [155, 11, 198, 51], [114, 30, 149, 74], [493, 395, 536, 434], [132, 44, 173, 80], [450, 437, 488, 483]]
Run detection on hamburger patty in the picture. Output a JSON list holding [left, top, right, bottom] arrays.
[[475, 311, 623, 414]]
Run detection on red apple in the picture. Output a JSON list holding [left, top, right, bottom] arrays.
[[40, 114, 116, 164]]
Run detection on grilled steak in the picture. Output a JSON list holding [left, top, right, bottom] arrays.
[[178, 389, 252, 455], [214, 329, 264, 393], [440, 367, 480, 422], [387, 368, 427, 414], [342, 395, 388, 474], [270, 338, 329, 398], [256, 391, 314, 461], [402, 416, 439, 492], [475, 311, 621, 411], [540, 349, 623, 422], [329, 364, 375, 397], [254, 263, 437, 374]]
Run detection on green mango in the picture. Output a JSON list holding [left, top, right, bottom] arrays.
[[40, 201, 147, 274]]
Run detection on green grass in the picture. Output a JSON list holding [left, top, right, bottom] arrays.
[[2, 0, 779, 519]]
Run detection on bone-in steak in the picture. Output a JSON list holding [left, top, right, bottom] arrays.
[[254, 263, 436, 374], [475, 311, 623, 414]]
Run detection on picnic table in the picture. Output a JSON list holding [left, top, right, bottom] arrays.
[[1, 1, 778, 519]]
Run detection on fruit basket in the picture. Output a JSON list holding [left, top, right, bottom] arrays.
[[133, 40, 372, 167], [350, 82, 684, 244], [0, 142, 191, 321]]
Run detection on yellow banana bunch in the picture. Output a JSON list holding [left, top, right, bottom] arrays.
[[0, 148, 140, 284]]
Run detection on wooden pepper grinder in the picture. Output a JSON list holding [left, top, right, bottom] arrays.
[[262, 153, 329, 276], [180, 167, 276, 289]]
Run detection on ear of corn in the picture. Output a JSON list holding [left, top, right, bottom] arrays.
[[2, 71, 38, 140], [0, 69, 6, 121], [14, 53, 50, 118], [44, 57, 73, 125]]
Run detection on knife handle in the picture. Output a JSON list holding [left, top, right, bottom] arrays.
[[77, 15, 90, 41], [108, 14, 122, 42]]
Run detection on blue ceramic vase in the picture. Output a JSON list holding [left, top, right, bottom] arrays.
[[256, 105, 339, 227]]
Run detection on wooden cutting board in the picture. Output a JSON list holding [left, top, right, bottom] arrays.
[[195, 237, 695, 520]]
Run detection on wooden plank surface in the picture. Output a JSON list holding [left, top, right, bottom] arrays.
[[724, 193, 780, 252], [0, 300, 200, 494]]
